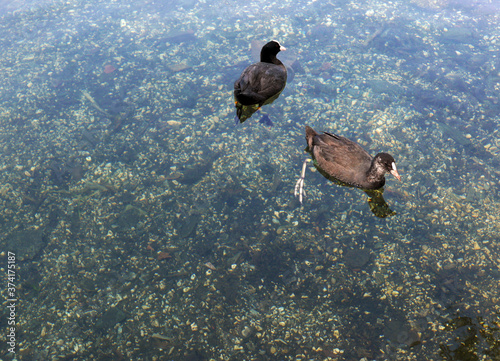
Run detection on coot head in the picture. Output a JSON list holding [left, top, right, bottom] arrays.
[[373, 153, 401, 181], [260, 41, 286, 63]]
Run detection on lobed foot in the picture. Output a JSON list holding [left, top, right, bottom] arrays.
[[294, 159, 310, 204]]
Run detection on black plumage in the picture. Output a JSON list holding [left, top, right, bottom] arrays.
[[304, 125, 401, 189], [234, 41, 287, 123]]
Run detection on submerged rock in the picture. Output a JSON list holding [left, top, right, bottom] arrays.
[[439, 27, 476, 44], [344, 249, 372, 269], [178, 151, 221, 185], [5, 229, 46, 261], [384, 319, 421, 347], [96, 307, 127, 330], [177, 213, 201, 239], [116, 205, 146, 230]]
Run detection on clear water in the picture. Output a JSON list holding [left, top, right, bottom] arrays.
[[0, 0, 499, 359]]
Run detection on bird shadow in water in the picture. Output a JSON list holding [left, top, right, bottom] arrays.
[[233, 110, 273, 126], [364, 188, 396, 218]]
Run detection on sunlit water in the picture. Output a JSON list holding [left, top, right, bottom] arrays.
[[0, 0, 499, 359]]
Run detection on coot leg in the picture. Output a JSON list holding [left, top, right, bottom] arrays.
[[294, 159, 310, 203]]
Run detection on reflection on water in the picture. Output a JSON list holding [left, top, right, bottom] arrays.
[[0, 0, 499, 359]]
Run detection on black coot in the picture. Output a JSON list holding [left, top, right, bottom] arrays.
[[295, 126, 401, 217], [234, 41, 287, 123]]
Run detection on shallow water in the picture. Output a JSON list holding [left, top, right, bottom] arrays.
[[0, 0, 499, 359]]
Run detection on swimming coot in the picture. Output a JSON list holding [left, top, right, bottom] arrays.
[[295, 125, 401, 203], [234, 41, 287, 123]]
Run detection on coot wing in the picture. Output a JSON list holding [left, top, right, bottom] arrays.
[[259, 65, 287, 100], [234, 63, 286, 106], [312, 132, 374, 187]]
